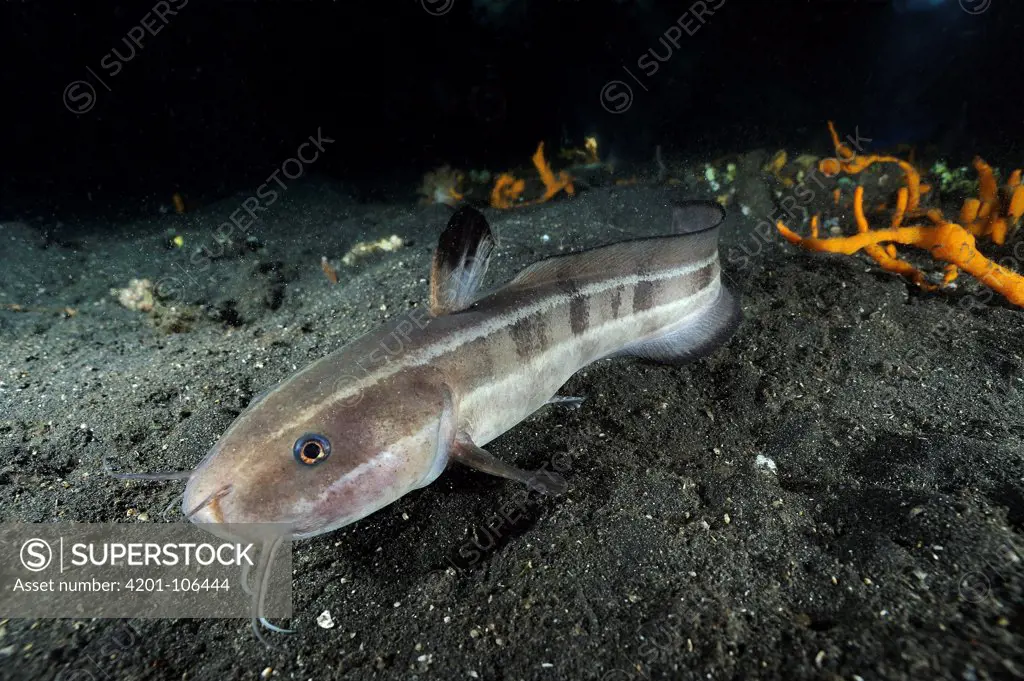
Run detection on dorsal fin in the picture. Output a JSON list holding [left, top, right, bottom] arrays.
[[507, 200, 725, 291], [429, 206, 496, 315]]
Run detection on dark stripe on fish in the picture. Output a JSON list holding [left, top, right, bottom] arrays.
[[508, 314, 549, 360], [632, 279, 657, 312], [610, 285, 623, 319], [690, 262, 717, 295], [569, 292, 590, 336]]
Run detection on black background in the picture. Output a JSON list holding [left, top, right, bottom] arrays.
[[3, 0, 1021, 220]]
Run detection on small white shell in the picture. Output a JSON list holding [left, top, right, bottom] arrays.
[[316, 609, 335, 629]]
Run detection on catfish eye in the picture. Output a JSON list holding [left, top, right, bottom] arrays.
[[294, 433, 331, 465]]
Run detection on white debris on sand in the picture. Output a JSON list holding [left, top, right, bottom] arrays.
[[341, 235, 406, 266], [316, 610, 335, 629], [755, 454, 777, 474], [110, 278, 155, 312]]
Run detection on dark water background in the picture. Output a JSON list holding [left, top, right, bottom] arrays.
[[3, 0, 1020, 221]]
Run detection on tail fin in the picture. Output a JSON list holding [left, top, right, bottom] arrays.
[[614, 285, 741, 365], [670, 201, 726, 235], [608, 198, 739, 364]]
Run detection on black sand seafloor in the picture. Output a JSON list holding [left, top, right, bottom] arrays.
[[2, 169, 1023, 680], [2, 1, 1023, 680]]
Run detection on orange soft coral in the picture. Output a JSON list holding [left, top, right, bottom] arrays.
[[821, 120, 927, 212], [489, 142, 574, 209], [777, 202, 1024, 306], [532, 142, 575, 202], [490, 173, 526, 209], [777, 122, 1024, 307]]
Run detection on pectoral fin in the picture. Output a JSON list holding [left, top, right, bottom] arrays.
[[546, 395, 584, 409], [451, 434, 567, 495], [429, 205, 496, 316]]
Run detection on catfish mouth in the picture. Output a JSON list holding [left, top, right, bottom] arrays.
[[184, 483, 232, 524], [183, 481, 305, 544]]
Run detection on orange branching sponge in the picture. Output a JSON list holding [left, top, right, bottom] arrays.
[[856, 185, 935, 291], [490, 174, 526, 209], [777, 206, 1024, 306], [822, 121, 927, 212], [489, 142, 574, 209], [1007, 169, 1024, 233], [1011, 186, 1024, 221], [531, 142, 575, 202], [777, 122, 1024, 307]]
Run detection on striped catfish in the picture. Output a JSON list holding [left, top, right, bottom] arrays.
[[180, 198, 740, 541]]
